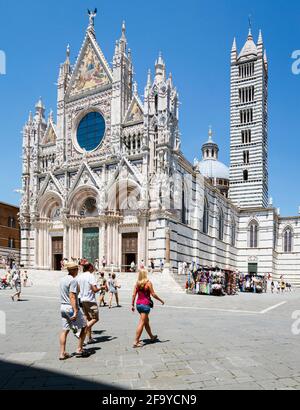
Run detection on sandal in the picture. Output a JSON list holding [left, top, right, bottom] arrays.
[[76, 350, 90, 358], [133, 342, 144, 349], [87, 338, 97, 345], [150, 335, 158, 343], [59, 353, 72, 361]]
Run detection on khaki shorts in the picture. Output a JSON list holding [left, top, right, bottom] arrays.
[[81, 302, 99, 321]]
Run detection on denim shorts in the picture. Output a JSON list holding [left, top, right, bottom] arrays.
[[137, 304, 151, 314]]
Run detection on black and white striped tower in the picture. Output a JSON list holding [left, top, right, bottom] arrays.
[[229, 27, 269, 208]]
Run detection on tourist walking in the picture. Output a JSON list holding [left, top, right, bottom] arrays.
[[271, 281, 275, 294], [77, 263, 100, 345], [159, 259, 164, 273], [22, 270, 29, 287], [131, 269, 165, 348], [280, 279, 286, 293], [98, 272, 108, 307], [150, 258, 155, 273], [108, 273, 121, 308], [59, 262, 89, 360], [130, 261, 136, 272], [6, 269, 13, 289], [11, 270, 22, 302], [102, 256, 107, 269]]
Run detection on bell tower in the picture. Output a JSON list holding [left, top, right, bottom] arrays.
[[229, 28, 269, 208]]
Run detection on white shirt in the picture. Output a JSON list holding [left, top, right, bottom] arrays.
[[77, 272, 97, 303]]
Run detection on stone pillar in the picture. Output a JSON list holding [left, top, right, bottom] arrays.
[[68, 225, 73, 260], [41, 223, 46, 269], [63, 223, 68, 260], [35, 228, 39, 268], [165, 227, 171, 264], [107, 223, 112, 265], [79, 225, 82, 259], [47, 227, 50, 269], [118, 229, 122, 270], [115, 223, 120, 270], [139, 215, 148, 267], [100, 223, 106, 263], [163, 226, 171, 274]]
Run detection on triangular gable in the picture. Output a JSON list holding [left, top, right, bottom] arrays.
[[66, 31, 113, 98], [124, 95, 144, 125], [42, 121, 57, 146], [108, 157, 143, 190], [39, 173, 64, 198], [70, 162, 101, 191]]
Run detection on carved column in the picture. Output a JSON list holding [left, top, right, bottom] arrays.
[[165, 226, 171, 268]]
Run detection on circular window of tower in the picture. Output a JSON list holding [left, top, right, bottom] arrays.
[[76, 111, 106, 152]]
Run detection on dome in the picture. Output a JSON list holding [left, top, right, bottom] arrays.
[[198, 127, 229, 180], [198, 159, 229, 180]]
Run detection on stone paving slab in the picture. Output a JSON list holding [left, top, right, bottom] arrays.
[[1, 271, 300, 390]]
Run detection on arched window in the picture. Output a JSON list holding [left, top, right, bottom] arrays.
[[243, 170, 248, 181], [218, 208, 224, 241], [202, 198, 209, 234], [181, 181, 188, 225], [248, 220, 259, 248], [283, 227, 293, 253], [231, 218, 236, 246], [155, 94, 159, 114]]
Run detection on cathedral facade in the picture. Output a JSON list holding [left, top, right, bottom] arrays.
[[20, 15, 300, 284]]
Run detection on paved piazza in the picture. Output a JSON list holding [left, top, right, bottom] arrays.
[[1, 270, 300, 390]]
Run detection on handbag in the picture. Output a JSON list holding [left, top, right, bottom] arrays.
[[149, 298, 154, 309]]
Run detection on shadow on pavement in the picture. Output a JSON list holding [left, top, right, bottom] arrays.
[[93, 336, 118, 344], [142, 339, 170, 346], [0, 359, 122, 390]]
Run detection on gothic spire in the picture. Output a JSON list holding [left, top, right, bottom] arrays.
[[231, 37, 237, 52], [119, 20, 127, 53], [147, 69, 152, 87], [27, 111, 33, 125], [155, 52, 166, 82], [257, 29, 263, 45]]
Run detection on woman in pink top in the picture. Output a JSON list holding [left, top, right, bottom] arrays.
[[131, 270, 165, 348]]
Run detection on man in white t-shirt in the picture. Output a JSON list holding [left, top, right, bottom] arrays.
[[77, 263, 100, 345]]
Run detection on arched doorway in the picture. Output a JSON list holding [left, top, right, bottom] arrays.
[[68, 188, 100, 264], [38, 191, 64, 270]]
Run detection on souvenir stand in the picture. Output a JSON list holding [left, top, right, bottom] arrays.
[[239, 274, 267, 293], [225, 270, 237, 295], [186, 267, 226, 297]]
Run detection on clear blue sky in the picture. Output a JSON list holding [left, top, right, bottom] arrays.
[[0, 0, 299, 216]]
